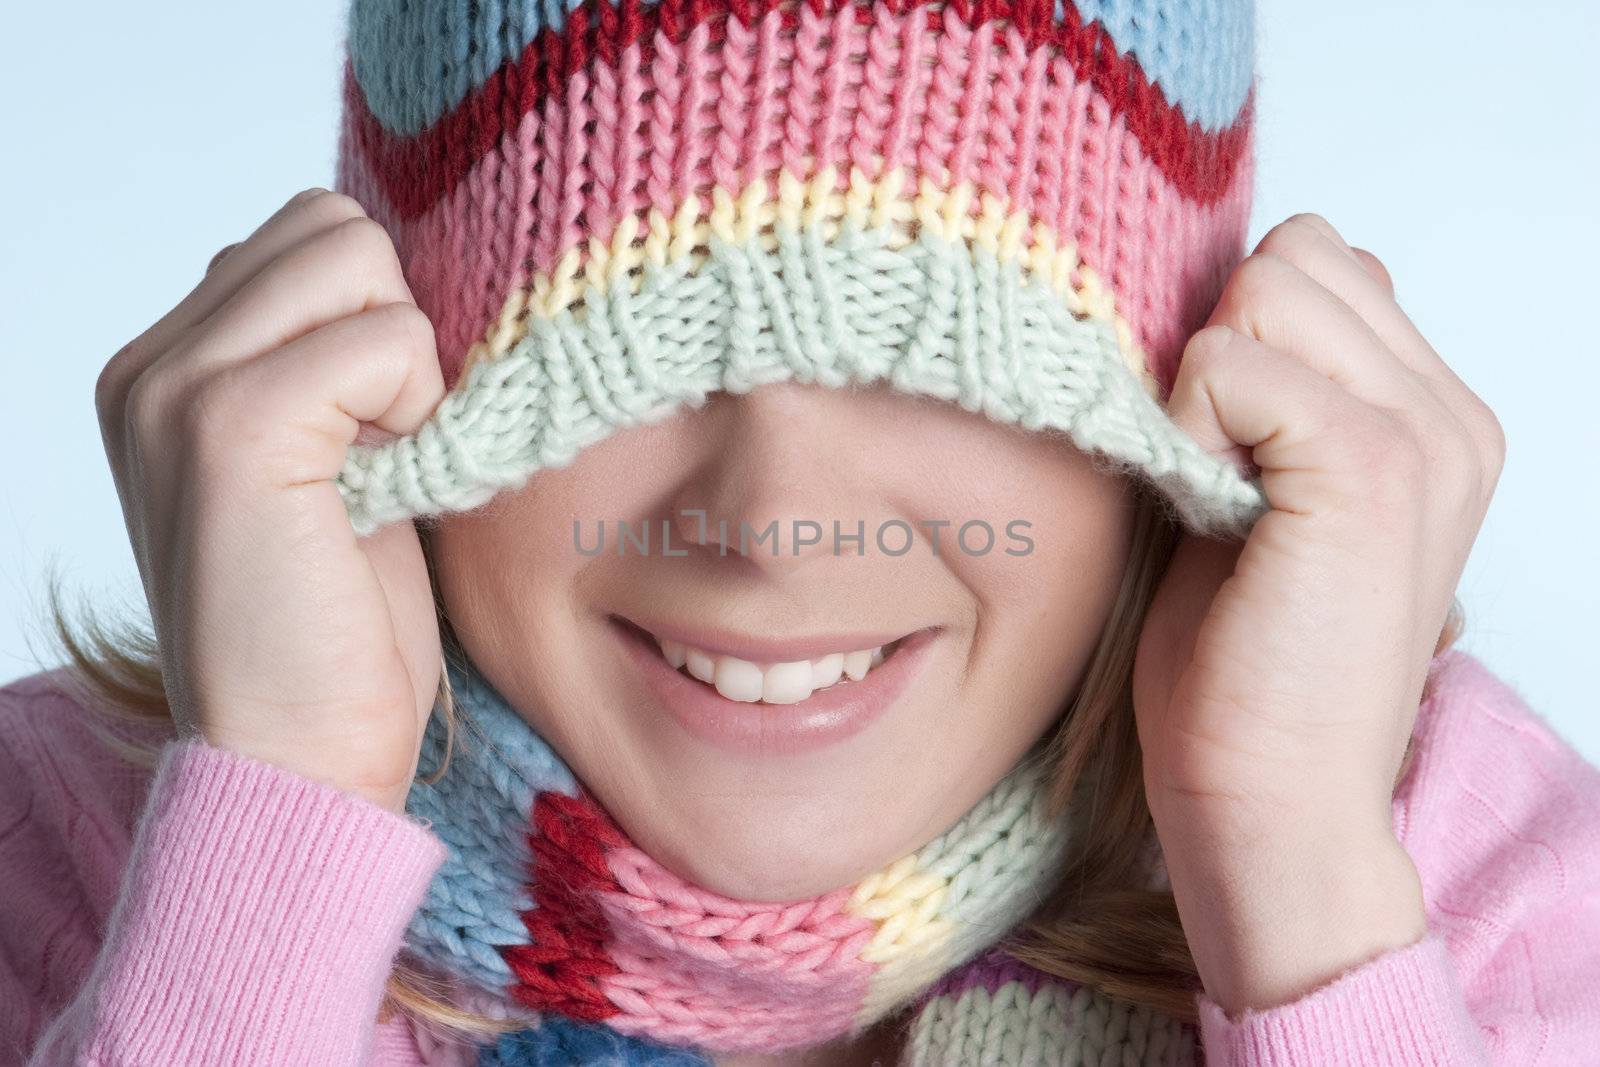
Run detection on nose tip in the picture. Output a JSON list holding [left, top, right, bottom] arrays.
[[671, 506, 846, 561], [665, 385, 870, 569]]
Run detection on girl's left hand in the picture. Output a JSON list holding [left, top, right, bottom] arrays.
[[1132, 213, 1506, 1014]]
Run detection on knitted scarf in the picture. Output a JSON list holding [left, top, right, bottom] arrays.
[[403, 654, 1198, 1064]]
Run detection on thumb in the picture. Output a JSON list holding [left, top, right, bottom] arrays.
[[1166, 325, 1258, 479], [1146, 532, 1242, 672]]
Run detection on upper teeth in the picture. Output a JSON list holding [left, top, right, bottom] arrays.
[[655, 636, 888, 704]]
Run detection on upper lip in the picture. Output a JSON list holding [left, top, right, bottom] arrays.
[[610, 613, 928, 665]]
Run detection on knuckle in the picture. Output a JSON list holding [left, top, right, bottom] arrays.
[[296, 189, 370, 230], [95, 339, 141, 413], [1255, 215, 1325, 266], [389, 300, 436, 347], [1285, 211, 1338, 240], [1424, 392, 1506, 508], [1472, 398, 1507, 475], [1453, 406, 1506, 506], [124, 367, 182, 445], [1180, 324, 1236, 380], [326, 213, 398, 267], [287, 185, 331, 207], [1223, 251, 1294, 314], [1349, 248, 1395, 296], [367, 302, 439, 369], [206, 242, 240, 274]]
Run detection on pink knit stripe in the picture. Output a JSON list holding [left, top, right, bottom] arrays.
[[589, 846, 876, 1050], [336, 17, 1250, 393], [334, 103, 532, 393], [338, 0, 1250, 225], [1096, 125, 1255, 394]]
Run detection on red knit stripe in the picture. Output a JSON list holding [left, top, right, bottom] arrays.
[[343, 0, 1252, 223], [501, 790, 630, 1022]]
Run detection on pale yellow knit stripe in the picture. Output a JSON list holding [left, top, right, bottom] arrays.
[[456, 164, 1159, 398], [840, 752, 1075, 1030], [843, 855, 959, 1023]]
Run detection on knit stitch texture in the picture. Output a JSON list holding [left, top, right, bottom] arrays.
[[5, 648, 1599, 1064], [400, 653, 1081, 1057], [330, 0, 1270, 539]]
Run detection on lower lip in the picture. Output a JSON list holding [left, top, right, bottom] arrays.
[[610, 617, 936, 756]]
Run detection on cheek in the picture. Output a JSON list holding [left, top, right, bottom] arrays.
[[427, 483, 597, 716], [939, 470, 1136, 714], [431, 425, 682, 620], [952, 536, 1126, 711], [940, 456, 1133, 603], [432, 506, 574, 622]]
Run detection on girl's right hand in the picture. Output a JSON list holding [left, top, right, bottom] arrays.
[[94, 188, 446, 813]]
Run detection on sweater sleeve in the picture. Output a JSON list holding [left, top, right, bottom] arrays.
[[1193, 649, 1600, 1066], [22, 736, 447, 1067]]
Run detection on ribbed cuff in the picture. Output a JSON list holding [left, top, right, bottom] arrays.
[[58, 739, 445, 1066], [1197, 932, 1488, 1066]]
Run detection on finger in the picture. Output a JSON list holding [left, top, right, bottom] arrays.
[[100, 189, 374, 406], [1276, 215, 1394, 300], [1168, 324, 1417, 518], [1257, 218, 1501, 468], [187, 187, 403, 329], [1133, 529, 1244, 718], [190, 300, 444, 491], [1350, 247, 1394, 295], [206, 242, 241, 276], [360, 521, 443, 726], [178, 215, 416, 379], [1263, 211, 1363, 266], [1255, 216, 1464, 396], [169, 188, 340, 343], [1208, 251, 1433, 417]]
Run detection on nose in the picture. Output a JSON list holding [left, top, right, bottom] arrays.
[[666, 383, 876, 570]]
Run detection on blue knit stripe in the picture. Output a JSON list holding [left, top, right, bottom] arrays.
[[478, 1019, 713, 1066], [1064, 0, 1254, 131], [348, 0, 1252, 139], [401, 656, 581, 993]]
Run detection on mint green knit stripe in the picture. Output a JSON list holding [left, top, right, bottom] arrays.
[[336, 224, 1269, 539], [905, 979, 1197, 1066]]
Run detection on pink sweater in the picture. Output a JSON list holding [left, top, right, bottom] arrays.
[[1, 647, 1596, 1066]]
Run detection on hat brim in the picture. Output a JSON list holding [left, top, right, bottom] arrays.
[[336, 170, 1267, 540]]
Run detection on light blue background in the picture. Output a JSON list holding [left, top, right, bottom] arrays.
[[2, 3, 1596, 759]]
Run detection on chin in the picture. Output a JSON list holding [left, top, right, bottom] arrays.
[[486, 598, 1060, 901], [597, 764, 936, 902]]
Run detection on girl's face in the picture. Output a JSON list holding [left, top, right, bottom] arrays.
[[432, 383, 1137, 900]]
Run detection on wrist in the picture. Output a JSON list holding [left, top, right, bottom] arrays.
[[1161, 817, 1427, 1014], [187, 716, 418, 814]]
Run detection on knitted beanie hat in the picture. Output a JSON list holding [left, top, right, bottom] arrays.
[[331, 0, 1265, 540]]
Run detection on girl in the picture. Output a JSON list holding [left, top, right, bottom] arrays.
[[4, 0, 1597, 1063]]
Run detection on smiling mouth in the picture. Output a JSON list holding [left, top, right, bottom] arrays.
[[611, 616, 906, 705]]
